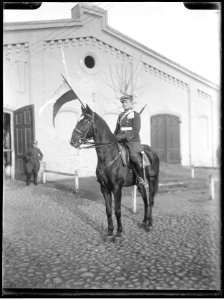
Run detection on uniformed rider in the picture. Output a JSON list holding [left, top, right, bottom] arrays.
[[114, 94, 144, 184], [25, 140, 43, 186]]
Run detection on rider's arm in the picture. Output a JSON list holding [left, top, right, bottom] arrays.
[[124, 112, 141, 142], [114, 116, 121, 136], [37, 148, 43, 160], [24, 148, 32, 160]]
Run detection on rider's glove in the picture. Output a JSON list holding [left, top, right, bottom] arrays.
[[116, 133, 126, 142]]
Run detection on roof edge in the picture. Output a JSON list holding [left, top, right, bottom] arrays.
[[102, 24, 220, 90], [3, 3, 220, 90]]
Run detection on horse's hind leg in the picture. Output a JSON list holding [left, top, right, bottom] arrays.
[[101, 185, 114, 236], [137, 183, 149, 229], [148, 176, 157, 227]]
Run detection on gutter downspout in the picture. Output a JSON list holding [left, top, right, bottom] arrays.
[[187, 85, 192, 167], [209, 97, 214, 167]]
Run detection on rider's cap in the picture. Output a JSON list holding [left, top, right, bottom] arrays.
[[120, 94, 133, 102]]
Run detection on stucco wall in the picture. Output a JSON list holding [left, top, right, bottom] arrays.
[[3, 3, 220, 179]]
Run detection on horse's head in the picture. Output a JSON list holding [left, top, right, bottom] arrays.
[[70, 105, 95, 148]]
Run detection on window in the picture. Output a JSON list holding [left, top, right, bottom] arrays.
[[84, 56, 95, 69], [80, 51, 100, 74]]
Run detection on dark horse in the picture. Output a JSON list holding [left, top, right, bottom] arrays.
[[70, 105, 160, 237]]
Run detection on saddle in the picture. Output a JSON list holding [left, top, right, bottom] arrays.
[[117, 143, 129, 166], [118, 143, 151, 167]]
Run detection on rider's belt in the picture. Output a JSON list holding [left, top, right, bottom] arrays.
[[120, 127, 132, 131]]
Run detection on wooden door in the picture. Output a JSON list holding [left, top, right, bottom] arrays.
[[166, 115, 180, 163], [151, 114, 180, 164], [14, 105, 35, 180], [151, 115, 166, 162]]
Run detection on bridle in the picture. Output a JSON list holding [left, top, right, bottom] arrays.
[[74, 112, 95, 146], [73, 111, 123, 174], [73, 112, 117, 149]]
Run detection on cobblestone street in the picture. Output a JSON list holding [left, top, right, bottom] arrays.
[[2, 171, 221, 294]]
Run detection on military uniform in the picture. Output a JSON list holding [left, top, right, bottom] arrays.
[[25, 142, 43, 185], [114, 95, 144, 184], [114, 109, 142, 156]]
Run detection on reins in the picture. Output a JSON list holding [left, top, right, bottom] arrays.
[[74, 112, 118, 149], [79, 140, 118, 149], [72, 110, 123, 171]]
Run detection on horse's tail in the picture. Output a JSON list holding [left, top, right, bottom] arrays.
[[142, 144, 160, 196]]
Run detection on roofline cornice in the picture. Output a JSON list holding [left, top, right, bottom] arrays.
[[3, 3, 220, 90], [102, 24, 219, 91], [3, 19, 82, 30]]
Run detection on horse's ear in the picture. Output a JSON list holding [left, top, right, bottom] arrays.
[[85, 105, 93, 115], [81, 105, 86, 113]]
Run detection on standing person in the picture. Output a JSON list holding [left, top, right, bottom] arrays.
[[24, 140, 43, 186], [114, 94, 144, 185]]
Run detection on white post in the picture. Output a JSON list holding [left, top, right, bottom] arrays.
[[132, 185, 137, 213], [209, 175, 215, 200], [74, 170, 79, 193], [43, 171, 46, 184], [191, 166, 195, 179], [41, 162, 46, 184]]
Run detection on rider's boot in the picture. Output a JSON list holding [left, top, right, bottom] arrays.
[[131, 160, 145, 186]]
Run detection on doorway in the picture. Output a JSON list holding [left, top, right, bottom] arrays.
[[3, 112, 12, 178], [151, 114, 181, 164], [13, 105, 35, 180]]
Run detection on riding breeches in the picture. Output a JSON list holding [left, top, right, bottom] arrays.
[[126, 141, 142, 163], [25, 158, 40, 174]]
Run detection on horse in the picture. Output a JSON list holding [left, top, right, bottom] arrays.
[[70, 105, 160, 237]]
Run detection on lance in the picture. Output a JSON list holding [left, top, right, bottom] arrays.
[[139, 104, 147, 114]]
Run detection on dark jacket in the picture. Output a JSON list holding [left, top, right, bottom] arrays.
[[25, 146, 43, 173], [114, 110, 141, 142], [25, 146, 43, 162]]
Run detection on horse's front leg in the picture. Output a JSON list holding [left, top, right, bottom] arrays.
[[101, 185, 114, 236], [113, 186, 123, 237]]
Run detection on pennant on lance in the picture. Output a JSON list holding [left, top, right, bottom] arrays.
[[52, 74, 85, 126]]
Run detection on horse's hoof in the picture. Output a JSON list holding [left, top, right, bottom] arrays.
[[115, 231, 122, 238], [146, 225, 152, 232], [114, 235, 123, 244], [104, 235, 114, 243], [138, 222, 147, 229]]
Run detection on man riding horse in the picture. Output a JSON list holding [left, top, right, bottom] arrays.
[[52, 75, 159, 234], [114, 94, 145, 185]]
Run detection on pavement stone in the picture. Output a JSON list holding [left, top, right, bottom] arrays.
[[2, 178, 221, 292]]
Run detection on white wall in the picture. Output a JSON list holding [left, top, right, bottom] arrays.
[[3, 8, 220, 177]]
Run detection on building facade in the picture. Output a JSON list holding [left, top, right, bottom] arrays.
[[3, 3, 220, 180]]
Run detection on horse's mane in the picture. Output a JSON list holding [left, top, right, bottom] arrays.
[[94, 112, 116, 142]]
